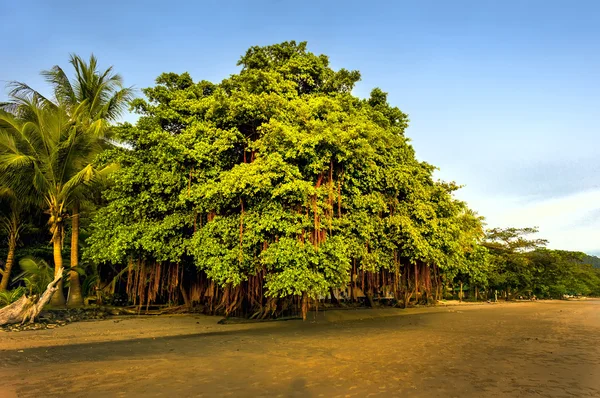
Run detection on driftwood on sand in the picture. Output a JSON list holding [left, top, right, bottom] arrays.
[[0, 268, 64, 326]]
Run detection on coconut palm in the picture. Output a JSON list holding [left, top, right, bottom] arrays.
[[40, 54, 133, 128], [0, 98, 109, 305], [0, 187, 24, 291], [2, 54, 132, 306]]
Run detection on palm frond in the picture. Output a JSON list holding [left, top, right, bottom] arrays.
[[100, 87, 135, 121], [0, 102, 20, 115], [1, 54, 125, 220], [0, 186, 14, 198], [60, 163, 96, 201], [15, 257, 54, 295], [0, 287, 26, 307], [0, 109, 23, 130], [6, 81, 55, 111], [0, 153, 35, 168], [41, 65, 77, 107]]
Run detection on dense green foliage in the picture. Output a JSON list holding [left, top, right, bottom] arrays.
[[464, 227, 600, 299], [0, 55, 131, 306], [1, 42, 599, 316], [85, 42, 482, 316]]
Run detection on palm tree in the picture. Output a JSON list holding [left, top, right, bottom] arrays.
[[42, 54, 133, 127], [0, 188, 23, 291], [0, 99, 108, 306], [2, 54, 132, 306]]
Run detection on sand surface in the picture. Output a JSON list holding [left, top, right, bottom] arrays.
[[1, 300, 599, 397]]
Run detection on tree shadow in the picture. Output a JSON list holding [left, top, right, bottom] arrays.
[[287, 377, 312, 397]]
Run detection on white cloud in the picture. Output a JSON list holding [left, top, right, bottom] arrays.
[[459, 188, 600, 254]]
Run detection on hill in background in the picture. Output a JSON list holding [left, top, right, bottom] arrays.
[[583, 254, 600, 269]]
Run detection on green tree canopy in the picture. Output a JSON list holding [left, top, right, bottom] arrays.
[[87, 41, 473, 317]]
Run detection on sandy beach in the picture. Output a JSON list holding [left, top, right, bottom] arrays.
[[1, 300, 599, 397]]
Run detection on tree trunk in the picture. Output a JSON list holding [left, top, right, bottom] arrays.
[[365, 292, 375, 307], [414, 262, 419, 302], [50, 232, 66, 307], [301, 292, 308, 321], [180, 284, 191, 308], [475, 286, 479, 301], [459, 281, 463, 302], [351, 265, 357, 302], [403, 290, 412, 308], [0, 268, 64, 325], [0, 234, 16, 291], [67, 204, 83, 307], [329, 287, 340, 306]]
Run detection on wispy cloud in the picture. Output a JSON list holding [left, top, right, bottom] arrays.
[[464, 189, 600, 254], [431, 149, 600, 255]]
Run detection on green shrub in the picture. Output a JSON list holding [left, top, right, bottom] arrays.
[[0, 286, 26, 307]]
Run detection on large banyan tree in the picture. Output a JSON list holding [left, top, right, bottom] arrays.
[[86, 41, 482, 319]]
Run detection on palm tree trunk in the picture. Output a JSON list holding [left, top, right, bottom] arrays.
[[0, 234, 16, 291], [67, 204, 83, 307], [50, 229, 66, 307]]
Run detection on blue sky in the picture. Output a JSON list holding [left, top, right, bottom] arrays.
[[1, 0, 599, 254]]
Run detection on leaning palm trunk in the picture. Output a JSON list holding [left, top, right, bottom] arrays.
[[67, 203, 83, 306], [0, 234, 16, 291], [0, 268, 64, 325], [0, 211, 20, 291]]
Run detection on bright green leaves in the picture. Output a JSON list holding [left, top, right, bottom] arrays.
[[190, 214, 248, 286], [198, 153, 302, 211], [261, 236, 350, 299], [237, 41, 361, 96], [87, 41, 484, 305]]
